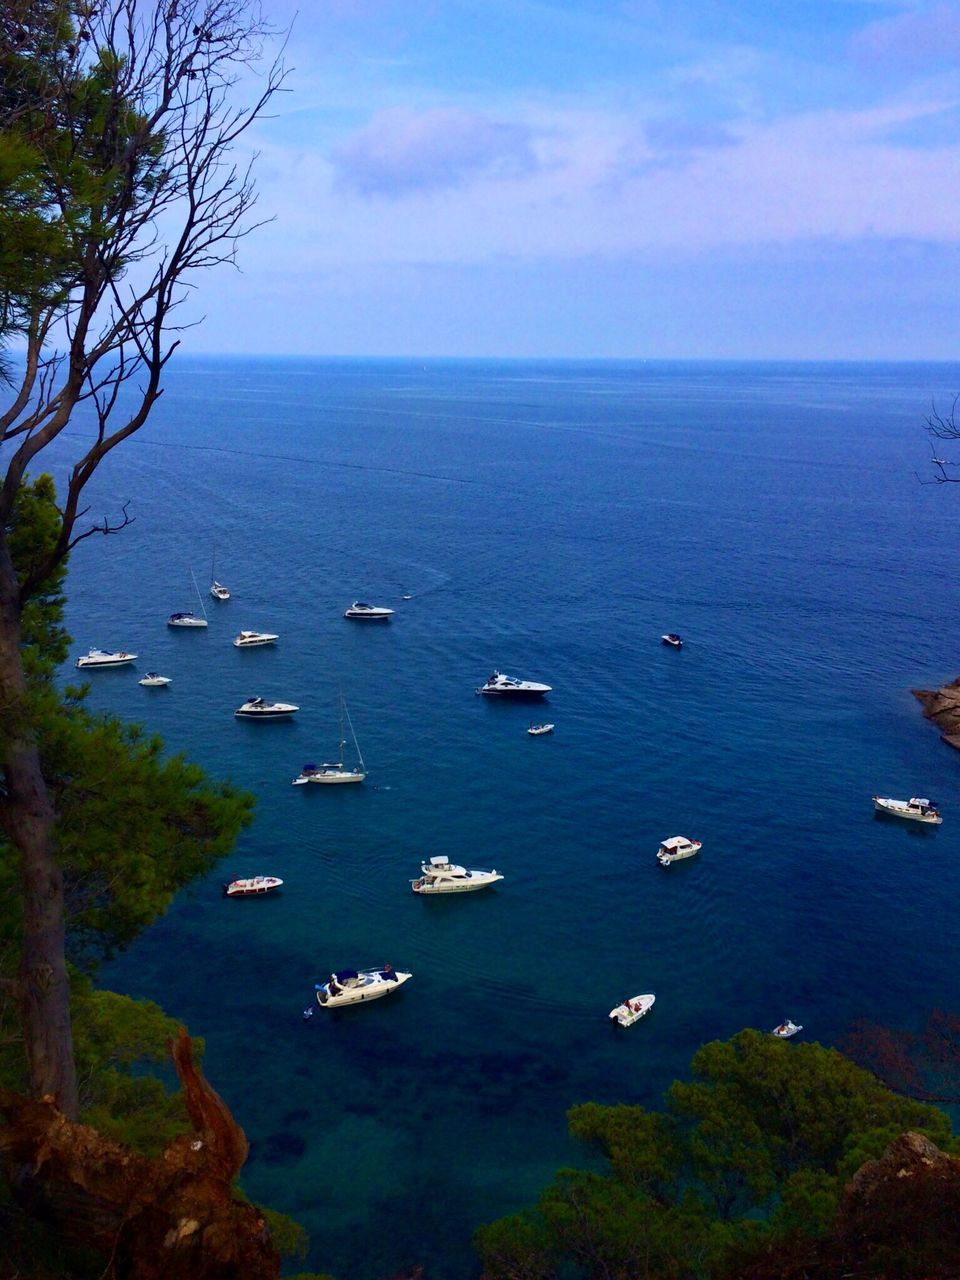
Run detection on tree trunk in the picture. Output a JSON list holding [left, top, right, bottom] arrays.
[[0, 535, 77, 1119]]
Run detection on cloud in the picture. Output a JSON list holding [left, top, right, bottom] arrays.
[[330, 106, 540, 196], [852, 2, 960, 67]]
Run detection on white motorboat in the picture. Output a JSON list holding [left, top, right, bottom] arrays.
[[292, 692, 366, 784], [223, 875, 283, 897], [210, 580, 230, 601], [872, 795, 942, 825], [661, 633, 683, 648], [344, 601, 394, 620], [772, 1020, 802, 1039], [235, 697, 299, 719], [527, 723, 554, 736], [656, 836, 702, 866], [315, 966, 411, 1008], [168, 569, 209, 627], [233, 630, 279, 647], [75, 649, 137, 669], [476, 671, 552, 697], [411, 856, 503, 894], [609, 993, 656, 1027], [139, 672, 171, 687]]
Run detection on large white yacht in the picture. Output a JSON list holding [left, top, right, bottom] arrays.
[[314, 966, 411, 1008], [476, 671, 552, 697], [873, 795, 942, 824], [234, 697, 299, 719], [411, 856, 503, 894], [656, 836, 702, 866], [233, 630, 279, 648], [343, 601, 394, 620], [75, 649, 137, 669]]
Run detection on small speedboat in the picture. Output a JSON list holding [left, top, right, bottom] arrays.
[[233, 630, 279, 647], [772, 1020, 802, 1039], [656, 836, 702, 866], [411, 856, 503, 894], [210, 580, 230, 601], [167, 611, 207, 628], [476, 671, 552, 697], [315, 966, 411, 1008], [609, 993, 656, 1027], [661, 633, 682, 648], [235, 697, 299, 718], [223, 875, 283, 897], [344, 601, 394, 620], [527, 723, 554, 736], [139, 672, 171, 687], [75, 649, 137, 669], [872, 795, 942, 825]]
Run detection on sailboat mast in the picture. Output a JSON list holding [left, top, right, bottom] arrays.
[[343, 697, 365, 772], [191, 568, 208, 620]]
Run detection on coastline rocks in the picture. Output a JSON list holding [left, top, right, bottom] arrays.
[[912, 678, 960, 749]]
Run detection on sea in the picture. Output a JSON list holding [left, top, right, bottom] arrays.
[[41, 357, 960, 1278]]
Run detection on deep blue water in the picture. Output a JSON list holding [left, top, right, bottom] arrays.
[[44, 358, 960, 1278]]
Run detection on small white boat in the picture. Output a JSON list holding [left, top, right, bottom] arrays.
[[292, 692, 366, 784], [661, 633, 682, 648], [772, 1020, 802, 1039], [656, 836, 702, 866], [233, 630, 279, 648], [315, 966, 411, 1008], [476, 671, 552, 697], [872, 795, 942, 825], [223, 875, 283, 897], [344, 601, 394, 620], [609, 993, 656, 1027], [412, 856, 503, 894], [168, 569, 209, 627], [75, 649, 137, 669], [139, 672, 171, 687], [527, 723, 554, 736], [235, 697, 299, 719], [210, 580, 230, 601]]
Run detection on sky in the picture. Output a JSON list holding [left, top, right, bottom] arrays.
[[188, 0, 960, 358]]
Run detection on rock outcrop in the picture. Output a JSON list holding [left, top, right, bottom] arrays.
[[912, 678, 960, 749]]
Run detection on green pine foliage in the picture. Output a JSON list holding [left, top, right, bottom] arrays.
[[475, 1029, 956, 1280]]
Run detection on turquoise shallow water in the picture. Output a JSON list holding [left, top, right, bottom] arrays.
[[47, 357, 960, 1278]]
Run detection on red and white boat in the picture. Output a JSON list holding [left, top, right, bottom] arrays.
[[223, 875, 283, 897]]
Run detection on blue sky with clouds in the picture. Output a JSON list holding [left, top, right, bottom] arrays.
[[198, 1, 960, 357]]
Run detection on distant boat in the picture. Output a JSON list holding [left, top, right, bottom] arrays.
[[609, 993, 656, 1028], [872, 795, 942, 825], [75, 649, 137, 669], [344, 601, 394, 620], [314, 966, 411, 1008], [168, 570, 208, 628], [656, 836, 701, 866], [223, 875, 282, 898], [233, 630, 278, 648], [527, 723, 554, 736], [661, 633, 682, 648], [411, 856, 503, 894], [210, 547, 230, 600], [772, 1020, 802, 1039], [292, 692, 365, 784], [476, 671, 551, 697], [235, 697, 299, 719], [139, 673, 171, 687]]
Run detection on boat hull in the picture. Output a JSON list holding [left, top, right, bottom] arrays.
[[76, 653, 137, 668], [305, 771, 365, 784], [167, 618, 207, 628], [223, 877, 282, 897], [412, 875, 501, 894]]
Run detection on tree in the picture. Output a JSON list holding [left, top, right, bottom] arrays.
[[0, 0, 285, 1117], [923, 395, 960, 483], [475, 1030, 955, 1280]]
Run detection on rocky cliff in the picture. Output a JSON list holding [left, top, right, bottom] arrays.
[[912, 677, 960, 749]]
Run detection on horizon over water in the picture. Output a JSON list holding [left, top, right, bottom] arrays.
[[46, 356, 960, 1279]]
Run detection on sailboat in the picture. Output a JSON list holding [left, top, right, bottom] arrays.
[[210, 547, 230, 601], [293, 692, 366, 785], [167, 569, 209, 628]]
